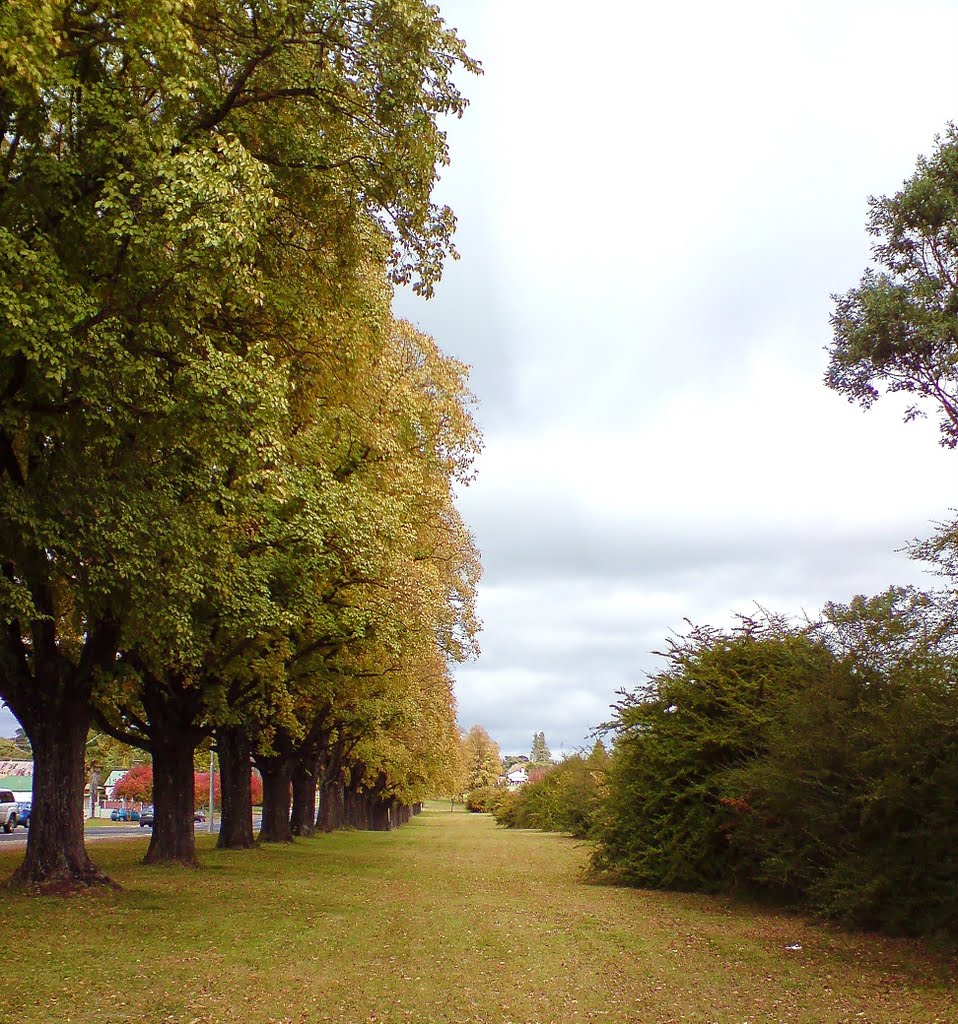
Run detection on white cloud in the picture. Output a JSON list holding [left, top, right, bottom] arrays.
[[411, 1, 958, 755]]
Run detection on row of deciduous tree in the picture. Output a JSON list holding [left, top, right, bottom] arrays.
[[0, 1, 480, 886]]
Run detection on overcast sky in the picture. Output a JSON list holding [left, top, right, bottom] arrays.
[[394, 0, 958, 755], [4, 1, 958, 755]]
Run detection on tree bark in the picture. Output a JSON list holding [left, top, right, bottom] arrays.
[[257, 753, 293, 843], [317, 777, 345, 832], [137, 675, 203, 867], [145, 732, 199, 866], [289, 709, 331, 838], [216, 726, 255, 850], [369, 796, 391, 831], [0, 609, 119, 890], [390, 802, 411, 828], [366, 773, 391, 831], [11, 698, 114, 889], [344, 786, 370, 829], [290, 756, 319, 837], [315, 735, 352, 832]]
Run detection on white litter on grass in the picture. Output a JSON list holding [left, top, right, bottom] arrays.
[[785, 943, 803, 951]]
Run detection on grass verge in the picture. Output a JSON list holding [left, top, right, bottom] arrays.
[[1, 806, 955, 1024]]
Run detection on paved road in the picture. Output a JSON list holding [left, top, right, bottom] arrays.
[[0, 828, 33, 845], [0, 817, 260, 845], [0, 825, 145, 845]]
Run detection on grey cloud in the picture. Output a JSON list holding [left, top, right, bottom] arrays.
[[393, 245, 521, 430], [467, 498, 929, 590], [455, 664, 611, 756]]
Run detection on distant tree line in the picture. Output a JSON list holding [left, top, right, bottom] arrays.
[[0, 1, 480, 888], [459, 728, 564, 813], [0, 730, 31, 761]]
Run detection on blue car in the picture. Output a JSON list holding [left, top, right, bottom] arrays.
[[15, 802, 30, 828], [110, 808, 141, 822]]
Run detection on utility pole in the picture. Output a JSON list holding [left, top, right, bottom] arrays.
[[208, 750, 215, 834]]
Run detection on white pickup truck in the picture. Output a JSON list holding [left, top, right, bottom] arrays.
[[0, 790, 18, 833]]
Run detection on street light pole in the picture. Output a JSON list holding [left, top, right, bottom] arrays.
[[208, 750, 215, 834]]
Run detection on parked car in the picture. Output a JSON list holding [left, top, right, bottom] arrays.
[[110, 808, 139, 821], [14, 802, 30, 829], [0, 790, 18, 833], [138, 808, 206, 827]]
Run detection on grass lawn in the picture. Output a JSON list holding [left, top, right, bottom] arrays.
[[84, 819, 146, 828], [1, 806, 955, 1024]]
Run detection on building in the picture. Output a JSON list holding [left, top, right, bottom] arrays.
[[0, 759, 32, 779]]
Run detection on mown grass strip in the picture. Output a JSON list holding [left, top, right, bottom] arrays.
[[1, 806, 955, 1024]]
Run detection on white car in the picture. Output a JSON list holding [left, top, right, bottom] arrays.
[[0, 790, 18, 833]]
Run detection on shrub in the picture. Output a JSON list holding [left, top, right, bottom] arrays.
[[592, 590, 958, 938], [465, 786, 505, 813], [494, 746, 606, 838], [591, 618, 827, 892], [724, 590, 958, 935]]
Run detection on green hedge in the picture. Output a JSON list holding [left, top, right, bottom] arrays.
[[591, 591, 958, 938], [494, 746, 606, 838], [465, 786, 505, 814]]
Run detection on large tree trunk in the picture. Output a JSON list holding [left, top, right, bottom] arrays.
[[290, 757, 319, 838], [317, 777, 345, 832], [370, 796, 391, 831], [145, 732, 199, 866], [257, 753, 293, 843], [216, 726, 255, 850], [343, 760, 369, 829], [390, 802, 411, 829], [366, 774, 391, 831], [1, 609, 120, 890], [289, 710, 331, 838], [316, 736, 351, 832], [119, 668, 208, 866], [11, 697, 113, 889], [344, 786, 370, 829]]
